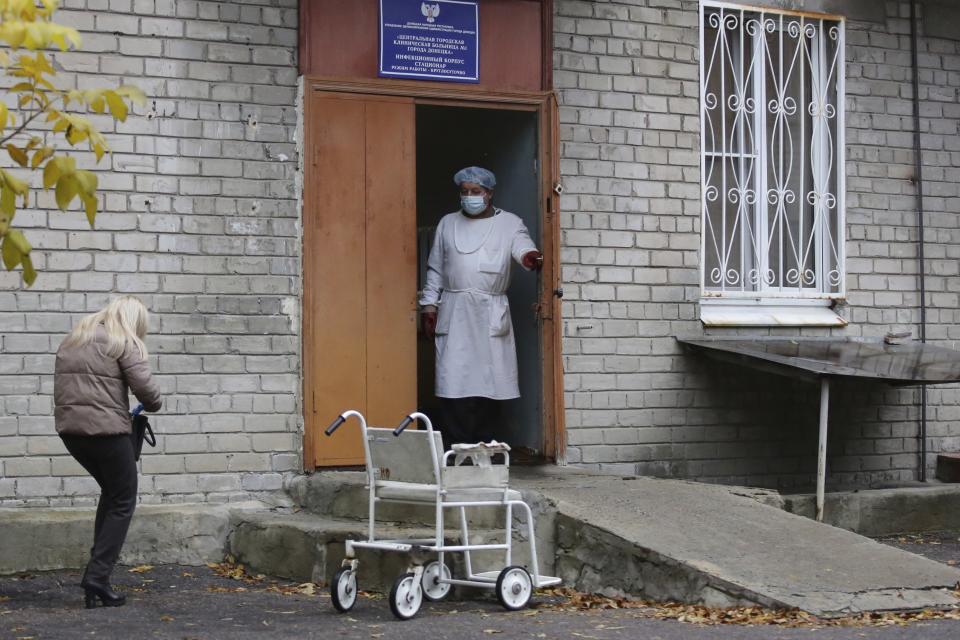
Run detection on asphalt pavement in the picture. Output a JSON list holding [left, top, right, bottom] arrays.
[[2, 557, 959, 640]]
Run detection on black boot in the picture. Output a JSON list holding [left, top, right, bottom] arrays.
[[80, 576, 126, 608]]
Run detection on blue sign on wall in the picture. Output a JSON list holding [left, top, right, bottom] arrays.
[[379, 0, 479, 83]]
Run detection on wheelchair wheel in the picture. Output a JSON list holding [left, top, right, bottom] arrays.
[[389, 572, 423, 620], [331, 567, 358, 612], [421, 560, 452, 602], [495, 565, 532, 611]]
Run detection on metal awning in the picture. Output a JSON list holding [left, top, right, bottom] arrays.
[[678, 337, 960, 521], [678, 337, 960, 386]]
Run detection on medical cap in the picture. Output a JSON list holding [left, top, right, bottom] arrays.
[[453, 166, 496, 190]]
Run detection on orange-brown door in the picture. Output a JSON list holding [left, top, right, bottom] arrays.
[[303, 92, 417, 467]]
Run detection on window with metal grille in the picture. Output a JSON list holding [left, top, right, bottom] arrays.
[[699, 2, 845, 300]]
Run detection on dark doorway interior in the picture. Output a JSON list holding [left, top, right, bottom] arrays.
[[415, 104, 543, 453]]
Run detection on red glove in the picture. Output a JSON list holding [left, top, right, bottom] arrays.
[[521, 251, 543, 272], [421, 310, 437, 338]]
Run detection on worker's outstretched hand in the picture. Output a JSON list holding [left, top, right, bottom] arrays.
[[421, 310, 438, 338], [522, 251, 544, 272]]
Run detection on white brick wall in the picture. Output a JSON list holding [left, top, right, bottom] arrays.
[[0, 0, 299, 506], [2, 0, 958, 504], [557, 0, 960, 489]]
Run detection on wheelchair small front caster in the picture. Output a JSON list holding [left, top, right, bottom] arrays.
[[389, 572, 423, 620], [496, 565, 532, 611], [331, 567, 358, 612]]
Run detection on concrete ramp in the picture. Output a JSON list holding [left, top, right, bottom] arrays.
[[514, 468, 960, 617]]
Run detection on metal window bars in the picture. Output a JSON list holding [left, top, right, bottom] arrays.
[[699, 1, 845, 300]]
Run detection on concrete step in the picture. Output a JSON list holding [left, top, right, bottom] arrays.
[[228, 510, 548, 593], [285, 471, 538, 530], [512, 467, 960, 617], [780, 484, 960, 536], [0, 502, 263, 575]]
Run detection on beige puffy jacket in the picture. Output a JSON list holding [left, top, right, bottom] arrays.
[[54, 326, 162, 436]]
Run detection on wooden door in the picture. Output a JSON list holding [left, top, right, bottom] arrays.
[[303, 92, 417, 467]]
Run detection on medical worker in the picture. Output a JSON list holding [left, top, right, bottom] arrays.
[[420, 166, 543, 445]]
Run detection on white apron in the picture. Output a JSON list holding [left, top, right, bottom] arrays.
[[419, 209, 537, 399]]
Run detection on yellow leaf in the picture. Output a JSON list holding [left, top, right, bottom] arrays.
[[31, 146, 53, 169], [82, 194, 97, 227], [43, 158, 61, 188], [105, 91, 128, 122], [2, 171, 28, 196], [34, 52, 54, 74], [2, 235, 22, 270], [0, 186, 15, 221], [6, 145, 29, 167], [22, 254, 36, 286], [24, 23, 47, 49], [55, 174, 79, 210], [93, 143, 106, 163], [0, 103, 7, 130], [0, 22, 27, 49], [115, 85, 147, 105], [43, 155, 75, 189], [66, 125, 88, 145], [5, 229, 31, 256], [51, 24, 82, 51], [0, 50, 9, 66], [89, 95, 106, 114], [75, 170, 98, 196]]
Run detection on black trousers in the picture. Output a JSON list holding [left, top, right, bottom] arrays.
[[439, 397, 504, 448], [60, 434, 138, 583]]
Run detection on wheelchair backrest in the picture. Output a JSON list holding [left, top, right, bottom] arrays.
[[367, 427, 443, 485]]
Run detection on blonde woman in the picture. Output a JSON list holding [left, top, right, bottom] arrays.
[[54, 295, 162, 608]]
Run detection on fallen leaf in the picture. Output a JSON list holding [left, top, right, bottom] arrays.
[[207, 558, 266, 584], [208, 586, 248, 593], [128, 565, 154, 574], [159, 615, 174, 622], [534, 587, 960, 628], [482, 630, 503, 635]]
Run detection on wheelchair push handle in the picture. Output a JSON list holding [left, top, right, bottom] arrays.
[[325, 415, 347, 436], [393, 415, 414, 436]]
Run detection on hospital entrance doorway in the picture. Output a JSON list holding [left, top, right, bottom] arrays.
[[415, 104, 543, 457], [302, 88, 563, 469]]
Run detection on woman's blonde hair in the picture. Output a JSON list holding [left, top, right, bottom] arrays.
[[62, 295, 150, 360]]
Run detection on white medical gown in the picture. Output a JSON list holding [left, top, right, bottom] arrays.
[[419, 209, 537, 400]]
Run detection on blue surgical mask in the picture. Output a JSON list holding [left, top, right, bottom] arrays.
[[461, 195, 487, 215]]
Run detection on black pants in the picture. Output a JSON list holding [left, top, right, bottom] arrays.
[[60, 434, 138, 583], [439, 397, 504, 448]]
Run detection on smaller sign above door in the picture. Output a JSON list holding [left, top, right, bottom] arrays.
[[379, 0, 479, 83]]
